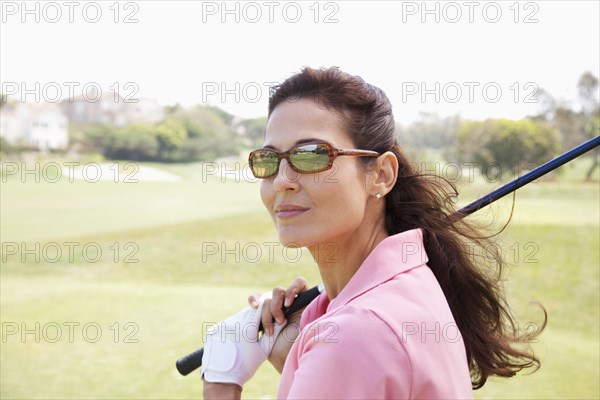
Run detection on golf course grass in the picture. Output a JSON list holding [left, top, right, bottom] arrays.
[[1, 160, 598, 399]]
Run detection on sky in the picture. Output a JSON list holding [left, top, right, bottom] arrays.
[[1, 0, 599, 124]]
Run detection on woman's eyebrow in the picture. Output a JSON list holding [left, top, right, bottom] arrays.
[[262, 137, 325, 151]]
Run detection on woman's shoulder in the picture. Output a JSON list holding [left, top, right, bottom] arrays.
[[300, 302, 408, 355], [299, 265, 453, 345], [283, 303, 415, 399], [301, 267, 466, 355], [296, 283, 472, 398], [355, 263, 456, 325]]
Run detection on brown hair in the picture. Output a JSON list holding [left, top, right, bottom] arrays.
[[268, 66, 546, 389]]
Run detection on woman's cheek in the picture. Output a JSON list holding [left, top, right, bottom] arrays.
[[260, 180, 273, 211]]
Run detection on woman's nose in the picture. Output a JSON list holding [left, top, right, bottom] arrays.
[[272, 158, 301, 191]]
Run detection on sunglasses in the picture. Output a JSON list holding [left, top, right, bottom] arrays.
[[248, 141, 380, 179]]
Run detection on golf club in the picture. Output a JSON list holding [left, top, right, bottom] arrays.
[[176, 135, 600, 376]]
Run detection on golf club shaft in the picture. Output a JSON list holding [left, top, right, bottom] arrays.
[[176, 135, 600, 376], [454, 135, 600, 216]]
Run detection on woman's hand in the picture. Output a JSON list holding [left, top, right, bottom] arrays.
[[200, 293, 283, 387], [248, 277, 309, 373]]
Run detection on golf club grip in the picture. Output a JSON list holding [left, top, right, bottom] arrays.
[[175, 285, 322, 376], [176, 348, 204, 376]]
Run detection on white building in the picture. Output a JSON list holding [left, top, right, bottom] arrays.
[[125, 98, 164, 124], [0, 106, 21, 144], [0, 103, 69, 150]]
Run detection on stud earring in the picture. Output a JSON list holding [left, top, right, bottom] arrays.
[[376, 193, 382, 199]]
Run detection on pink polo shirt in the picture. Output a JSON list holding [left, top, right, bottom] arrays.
[[277, 228, 473, 399]]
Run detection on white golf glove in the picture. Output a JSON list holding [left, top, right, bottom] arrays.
[[199, 293, 287, 387]]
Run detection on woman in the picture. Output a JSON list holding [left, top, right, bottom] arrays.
[[201, 67, 544, 399]]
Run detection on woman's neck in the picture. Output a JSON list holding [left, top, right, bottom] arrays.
[[308, 221, 389, 300]]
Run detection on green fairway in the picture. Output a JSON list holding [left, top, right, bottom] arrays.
[[0, 162, 265, 243], [1, 161, 598, 399]]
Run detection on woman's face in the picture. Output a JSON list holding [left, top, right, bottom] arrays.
[[260, 99, 371, 248]]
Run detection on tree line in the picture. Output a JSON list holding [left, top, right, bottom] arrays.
[[1, 72, 598, 179], [397, 71, 599, 180]]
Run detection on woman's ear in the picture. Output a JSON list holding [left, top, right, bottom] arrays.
[[371, 151, 398, 198]]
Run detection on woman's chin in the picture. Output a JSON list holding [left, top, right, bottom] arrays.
[[278, 237, 308, 248], [276, 230, 314, 248]]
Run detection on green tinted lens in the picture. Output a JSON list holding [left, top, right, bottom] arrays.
[[251, 150, 279, 178], [290, 144, 330, 172]]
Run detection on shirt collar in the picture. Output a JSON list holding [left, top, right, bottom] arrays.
[[327, 228, 429, 312]]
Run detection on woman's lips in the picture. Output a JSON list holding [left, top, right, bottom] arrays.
[[275, 205, 309, 219], [276, 210, 307, 218]]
